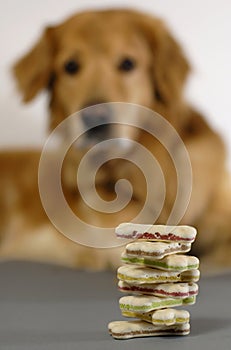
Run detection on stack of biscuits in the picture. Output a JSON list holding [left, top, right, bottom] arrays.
[[108, 223, 200, 339]]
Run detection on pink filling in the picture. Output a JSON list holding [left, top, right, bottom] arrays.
[[117, 231, 193, 241], [119, 286, 197, 297]]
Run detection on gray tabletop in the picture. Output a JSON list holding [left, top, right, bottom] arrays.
[[0, 261, 230, 350]]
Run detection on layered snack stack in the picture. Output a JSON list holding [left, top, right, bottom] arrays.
[[108, 224, 200, 339]]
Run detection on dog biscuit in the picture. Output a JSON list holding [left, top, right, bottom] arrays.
[[122, 308, 190, 326], [121, 252, 199, 271], [108, 320, 190, 339], [125, 241, 191, 259], [119, 294, 196, 314], [116, 223, 197, 242], [117, 265, 200, 284], [118, 280, 199, 298]]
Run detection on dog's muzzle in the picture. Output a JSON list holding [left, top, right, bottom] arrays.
[[81, 103, 112, 142]]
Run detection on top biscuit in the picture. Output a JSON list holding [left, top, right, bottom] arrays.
[[116, 223, 197, 243]]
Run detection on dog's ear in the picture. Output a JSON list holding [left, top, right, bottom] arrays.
[[13, 27, 55, 102], [135, 14, 190, 105]]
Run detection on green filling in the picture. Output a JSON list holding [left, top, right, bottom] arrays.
[[120, 296, 196, 312], [122, 256, 198, 271], [117, 273, 179, 283], [183, 296, 195, 304], [120, 298, 181, 312]]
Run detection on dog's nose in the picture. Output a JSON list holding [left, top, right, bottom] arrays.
[[81, 103, 111, 140]]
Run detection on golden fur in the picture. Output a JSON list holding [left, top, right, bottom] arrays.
[[0, 9, 231, 272]]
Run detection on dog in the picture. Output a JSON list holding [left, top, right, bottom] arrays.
[[0, 9, 230, 272]]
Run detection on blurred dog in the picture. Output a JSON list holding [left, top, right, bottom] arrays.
[[0, 9, 230, 271]]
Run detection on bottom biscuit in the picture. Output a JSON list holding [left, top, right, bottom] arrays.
[[108, 320, 190, 339]]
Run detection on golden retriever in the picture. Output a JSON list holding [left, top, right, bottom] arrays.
[[0, 9, 231, 272]]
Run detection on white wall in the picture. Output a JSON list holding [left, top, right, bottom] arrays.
[[1, 0, 230, 168]]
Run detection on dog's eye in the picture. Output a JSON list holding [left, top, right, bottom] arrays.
[[64, 60, 80, 75], [118, 58, 136, 72]]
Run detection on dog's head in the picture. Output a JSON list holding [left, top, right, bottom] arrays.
[[14, 9, 189, 146]]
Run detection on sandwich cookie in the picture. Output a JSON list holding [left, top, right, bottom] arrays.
[[119, 295, 196, 314], [116, 223, 197, 243], [117, 265, 200, 284], [125, 241, 191, 259], [108, 320, 190, 339], [109, 223, 200, 339], [118, 280, 199, 298], [121, 252, 199, 271], [122, 308, 190, 326]]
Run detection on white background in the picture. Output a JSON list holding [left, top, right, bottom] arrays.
[[1, 0, 231, 168]]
